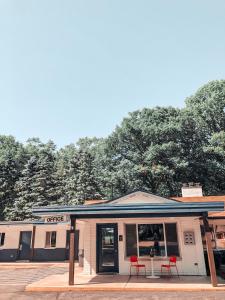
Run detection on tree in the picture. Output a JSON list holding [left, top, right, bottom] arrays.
[[6, 139, 61, 220], [186, 80, 225, 134], [0, 136, 25, 220], [185, 80, 225, 194], [102, 107, 185, 197], [1, 80, 225, 220], [57, 138, 104, 205]]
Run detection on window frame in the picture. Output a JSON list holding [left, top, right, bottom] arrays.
[[125, 222, 180, 259], [0, 232, 5, 247], [45, 231, 57, 248]]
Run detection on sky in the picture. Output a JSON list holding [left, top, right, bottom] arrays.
[[0, 0, 225, 148]]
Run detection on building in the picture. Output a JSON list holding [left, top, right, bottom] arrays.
[[0, 189, 224, 287], [0, 219, 83, 262], [32, 190, 224, 286]]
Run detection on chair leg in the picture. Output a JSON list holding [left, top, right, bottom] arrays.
[[176, 266, 179, 278], [145, 266, 146, 277]]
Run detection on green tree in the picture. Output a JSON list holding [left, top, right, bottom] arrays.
[[0, 136, 25, 220], [6, 139, 61, 220], [186, 80, 225, 134]]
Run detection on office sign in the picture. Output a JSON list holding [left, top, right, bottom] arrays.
[[45, 215, 68, 223]]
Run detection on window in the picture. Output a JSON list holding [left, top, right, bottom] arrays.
[[125, 224, 137, 256], [125, 223, 179, 257], [165, 223, 179, 256], [216, 232, 225, 240], [138, 224, 165, 256], [45, 231, 56, 248], [0, 233, 5, 246]]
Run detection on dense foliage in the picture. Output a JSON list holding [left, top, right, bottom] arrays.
[[1, 80, 225, 220]]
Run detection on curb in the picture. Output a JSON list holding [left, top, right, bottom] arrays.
[[25, 286, 225, 292]]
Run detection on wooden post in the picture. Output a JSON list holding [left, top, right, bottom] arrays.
[[69, 217, 76, 285], [30, 225, 36, 261], [202, 214, 218, 287]]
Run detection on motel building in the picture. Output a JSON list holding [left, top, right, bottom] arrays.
[[1, 186, 225, 288]]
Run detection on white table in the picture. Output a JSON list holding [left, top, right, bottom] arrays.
[[146, 257, 160, 279]]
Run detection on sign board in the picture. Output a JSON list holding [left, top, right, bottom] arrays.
[[45, 215, 69, 223]]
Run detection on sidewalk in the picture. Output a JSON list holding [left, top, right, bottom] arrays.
[[0, 262, 68, 269], [25, 272, 225, 292]]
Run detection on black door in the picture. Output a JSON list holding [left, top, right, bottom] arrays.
[[66, 230, 79, 260], [97, 223, 119, 273], [18, 231, 32, 260]]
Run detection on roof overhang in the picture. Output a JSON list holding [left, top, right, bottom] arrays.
[[32, 202, 224, 219]]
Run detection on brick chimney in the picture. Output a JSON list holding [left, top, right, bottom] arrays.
[[181, 182, 203, 197]]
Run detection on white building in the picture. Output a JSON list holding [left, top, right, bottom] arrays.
[[0, 190, 224, 287], [32, 190, 224, 286]]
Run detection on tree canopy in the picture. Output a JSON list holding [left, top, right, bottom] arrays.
[[0, 80, 225, 220]]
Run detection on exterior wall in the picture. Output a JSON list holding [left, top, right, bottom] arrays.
[[83, 221, 94, 274], [0, 221, 84, 262], [0, 224, 33, 261], [33, 223, 70, 261], [82, 217, 207, 276]]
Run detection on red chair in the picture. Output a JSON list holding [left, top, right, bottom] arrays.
[[129, 255, 146, 276], [161, 256, 179, 277]]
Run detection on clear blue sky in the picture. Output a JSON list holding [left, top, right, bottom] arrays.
[[0, 0, 225, 148]]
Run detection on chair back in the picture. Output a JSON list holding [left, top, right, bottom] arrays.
[[169, 256, 177, 265], [130, 255, 138, 265]]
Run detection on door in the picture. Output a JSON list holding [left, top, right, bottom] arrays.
[[66, 230, 79, 260], [18, 231, 32, 260], [97, 223, 119, 273]]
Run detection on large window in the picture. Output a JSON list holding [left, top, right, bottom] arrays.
[[45, 231, 57, 248], [0, 233, 5, 246], [125, 223, 179, 257], [138, 224, 165, 256]]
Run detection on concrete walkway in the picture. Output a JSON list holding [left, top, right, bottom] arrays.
[[0, 262, 68, 269], [26, 271, 225, 292]]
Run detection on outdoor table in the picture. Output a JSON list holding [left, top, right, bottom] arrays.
[[146, 257, 160, 279]]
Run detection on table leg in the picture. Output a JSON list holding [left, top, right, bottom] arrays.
[[146, 258, 160, 279]]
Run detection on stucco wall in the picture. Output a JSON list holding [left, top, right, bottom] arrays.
[[82, 217, 207, 276], [0, 221, 84, 261], [0, 224, 33, 249]]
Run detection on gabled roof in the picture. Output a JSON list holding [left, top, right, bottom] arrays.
[[105, 190, 178, 205], [84, 190, 179, 206]]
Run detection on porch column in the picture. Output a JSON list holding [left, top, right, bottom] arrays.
[[30, 225, 36, 261], [69, 216, 76, 285], [202, 214, 217, 287]]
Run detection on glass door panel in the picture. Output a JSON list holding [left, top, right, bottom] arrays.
[[97, 224, 118, 273]]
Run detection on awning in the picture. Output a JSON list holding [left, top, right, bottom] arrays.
[[33, 202, 224, 219]]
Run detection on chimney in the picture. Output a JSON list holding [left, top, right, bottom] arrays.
[[181, 182, 203, 197]]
